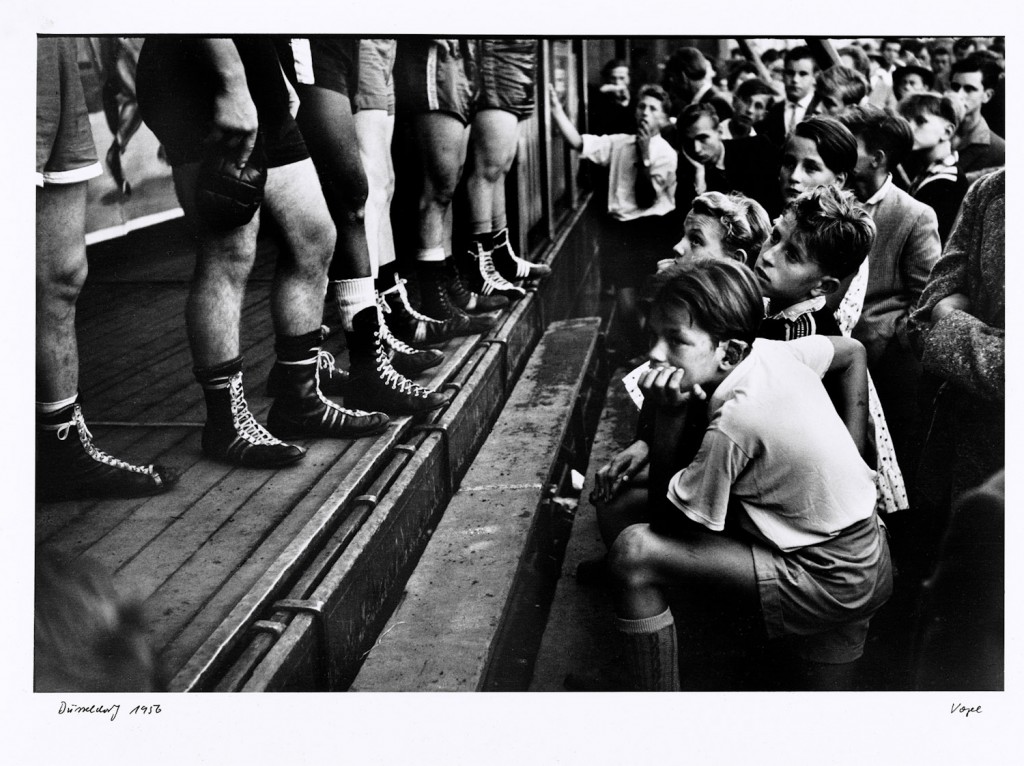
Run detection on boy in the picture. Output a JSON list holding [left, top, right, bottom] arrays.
[[719, 77, 776, 139], [898, 92, 969, 243], [762, 46, 818, 146], [755, 185, 875, 339], [601, 258, 892, 691], [811, 65, 869, 118], [548, 82, 676, 353], [676, 103, 783, 221], [949, 54, 1005, 181]]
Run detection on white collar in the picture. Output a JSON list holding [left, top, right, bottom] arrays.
[[864, 174, 893, 207], [767, 295, 827, 321], [789, 91, 815, 110]]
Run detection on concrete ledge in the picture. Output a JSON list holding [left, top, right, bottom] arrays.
[[352, 318, 601, 691]]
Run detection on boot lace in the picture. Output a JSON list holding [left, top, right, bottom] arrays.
[[377, 307, 421, 355], [374, 338, 433, 399], [495, 231, 540, 278], [227, 373, 287, 446], [379, 278, 446, 324], [54, 404, 158, 477], [476, 244, 524, 294], [311, 357, 378, 417]]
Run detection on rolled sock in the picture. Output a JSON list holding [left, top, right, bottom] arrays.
[[332, 277, 377, 332], [416, 246, 446, 263], [36, 394, 79, 416], [616, 607, 680, 691]]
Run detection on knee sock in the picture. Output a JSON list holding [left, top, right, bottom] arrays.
[[332, 277, 377, 332], [274, 330, 323, 365], [616, 607, 680, 691], [36, 394, 79, 419]]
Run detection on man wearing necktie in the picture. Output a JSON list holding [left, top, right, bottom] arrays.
[[764, 46, 818, 147]]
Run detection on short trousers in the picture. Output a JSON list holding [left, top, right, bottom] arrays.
[[395, 38, 476, 124], [474, 39, 538, 120], [601, 213, 675, 289], [752, 514, 894, 663], [355, 39, 397, 114], [36, 37, 102, 186], [137, 36, 307, 169]]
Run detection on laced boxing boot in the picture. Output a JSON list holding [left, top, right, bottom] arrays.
[[377, 299, 445, 377], [267, 341, 349, 397], [266, 331, 390, 440], [442, 257, 508, 313], [196, 358, 307, 468], [489, 227, 551, 283], [339, 307, 452, 415], [467, 239, 527, 301], [379, 277, 486, 346], [36, 400, 174, 501], [417, 259, 498, 334]]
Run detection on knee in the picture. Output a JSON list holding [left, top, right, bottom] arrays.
[[297, 214, 337, 272], [38, 253, 88, 308], [608, 524, 656, 589], [470, 152, 508, 185]]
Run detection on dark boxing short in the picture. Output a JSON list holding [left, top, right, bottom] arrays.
[[474, 39, 538, 120], [137, 36, 307, 169], [395, 39, 476, 124]]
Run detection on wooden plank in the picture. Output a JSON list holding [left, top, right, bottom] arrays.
[[352, 318, 600, 691]]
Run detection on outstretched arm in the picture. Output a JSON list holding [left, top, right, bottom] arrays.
[[547, 84, 583, 151]]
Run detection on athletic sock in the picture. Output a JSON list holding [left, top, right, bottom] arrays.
[[36, 393, 79, 418], [415, 246, 446, 263], [332, 277, 377, 332], [616, 607, 680, 691]]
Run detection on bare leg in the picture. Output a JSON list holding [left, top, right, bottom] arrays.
[[354, 109, 397, 274], [466, 108, 519, 234], [172, 162, 261, 368], [412, 111, 469, 251], [262, 159, 337, 337], [36, 182, 88, 401]]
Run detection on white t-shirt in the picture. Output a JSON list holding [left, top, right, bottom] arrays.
[[580, 133, 677, 221], [667, 337, 877, 552]]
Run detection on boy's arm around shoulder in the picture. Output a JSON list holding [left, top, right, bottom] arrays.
[[823, 336, 869, 456]]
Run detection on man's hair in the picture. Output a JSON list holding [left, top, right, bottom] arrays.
[[837, 46, 872, 80], [637, 83, 672, 115], [817, 65, 869, 107], [838, 104, 914, 169], [792, 116, 859, 177], [677, 102, 719, 131], [34, 549, 164, 692], [929, 44, 952, 60], [690, 191, 772, 260], [783, 185, 876, 280], [666, 47, 709, 82], [601, 58, 629, 82], [953, 37, 977, 56], [652, 258, 764, 346], [881, 37, 902, 51], [761, 48, 782, 66], [898, 91, 964, 131], [784, 45, 817, 70], [726, 60, 759, 92], [951, 52, 1003, 90], [734, 77, 777, 103], [901, 39, 927, 58]]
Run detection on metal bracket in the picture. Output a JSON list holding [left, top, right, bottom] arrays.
[[251, 619, 287, 639], [272, 597, 335, 689]]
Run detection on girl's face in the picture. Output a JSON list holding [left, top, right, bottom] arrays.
[[673, 212, 733, 262], [779, 135, 845, 202], [647, 305, 726, 389]]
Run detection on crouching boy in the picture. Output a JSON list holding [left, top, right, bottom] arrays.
[[608, 258, 893, 690]]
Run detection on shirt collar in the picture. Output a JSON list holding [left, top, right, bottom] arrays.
[[864, 174, 893, 207], [690, 82, 712, 106], [767, 295, 827, 321], [789, 91, 815, 109], [714, 141, 727, 171]]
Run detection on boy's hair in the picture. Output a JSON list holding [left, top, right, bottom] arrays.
[[666, 47, 709, 82], [929, 44, 951, 60], [727, 60, 759, 92], [901, 39, 927, 58], [761, 48, 782, 66], [893, 65, 935, 92], [817, 65, 869, 107], [952, 37, 977, 57], [837, 46, 872, 80], [784, 45, 817, 69], [637, 83, 672, 115], [600, 58, 629, 82], [898, 91, 964, 132], [783, 185, 876, 281], [792, 116, 859, 177], [734, 77, 776, 102], [690, 191, 771, 259], [35, 549, 164, 692], [653, 258, 763, 346], [838, 104, 914, 169], [677, 102, 719, 131]]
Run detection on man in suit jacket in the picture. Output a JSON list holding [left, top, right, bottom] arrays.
[[950, 54, 1005, 182], [661, 46, 732, 150], [674, 103, 783, 223], [838, 105, 942, 496], [762, 46, 818, 147]]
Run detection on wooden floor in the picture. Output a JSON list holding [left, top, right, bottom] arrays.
[[35, 221, 497, 684]]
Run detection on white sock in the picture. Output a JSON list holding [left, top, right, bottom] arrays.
[[332, 278, 376, 332], [36, 394, 78, 415], [415, 246, 446, 263]]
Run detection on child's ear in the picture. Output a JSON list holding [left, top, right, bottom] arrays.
[[731, 248, 748, 264], [834, 171, 848, 188], [720, 339, 749, 368], [942, 121, 956, 141], [809, 276, 841, 297]]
